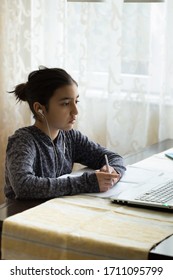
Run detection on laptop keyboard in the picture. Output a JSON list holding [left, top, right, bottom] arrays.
[[135, 180, 173, 203]]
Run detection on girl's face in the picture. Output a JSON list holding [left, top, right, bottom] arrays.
[[45, 83, 79, 131]]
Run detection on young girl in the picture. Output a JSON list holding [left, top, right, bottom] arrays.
[[4, 67, 126, 200]]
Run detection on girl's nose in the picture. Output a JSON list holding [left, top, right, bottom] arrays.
[[72, 103, 78, 116]]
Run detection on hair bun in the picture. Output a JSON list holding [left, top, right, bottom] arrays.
[[14, 83, 28, 102]]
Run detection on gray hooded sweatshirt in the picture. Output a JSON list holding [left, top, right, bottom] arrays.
[[4, 126, 126, 199]]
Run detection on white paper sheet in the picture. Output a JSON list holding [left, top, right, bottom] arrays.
[[59, 165, 163, 198], [87, 166, 163, 198]]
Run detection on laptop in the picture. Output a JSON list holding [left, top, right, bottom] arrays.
[[111, 172, 173, 211]]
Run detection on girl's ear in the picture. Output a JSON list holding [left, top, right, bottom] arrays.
[[33, 102, 45, 116]]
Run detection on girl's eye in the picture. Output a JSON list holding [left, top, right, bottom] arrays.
[[60, 99, 79, 106], [62, 102, 70, 106]]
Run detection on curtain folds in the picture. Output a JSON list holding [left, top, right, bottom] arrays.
[[1, 0, 173, 202]]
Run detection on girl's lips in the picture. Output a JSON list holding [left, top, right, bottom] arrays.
[[68, 118, 76, 124]]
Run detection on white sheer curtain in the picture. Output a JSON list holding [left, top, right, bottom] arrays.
[[63, 0, 173, 155], [65, 0, 173, 155], [1, 0, 173, 202], [0, 0, 33, 202]]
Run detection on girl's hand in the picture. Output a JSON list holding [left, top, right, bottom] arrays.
[[100, 165, 118, 174], [95, 170, 120, 193]]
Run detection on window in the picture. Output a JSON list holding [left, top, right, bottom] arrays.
[[122, 2, 165, 96], [66, 1, 166, 97]]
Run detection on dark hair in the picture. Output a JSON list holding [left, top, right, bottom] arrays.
[[10, 67, 78, 117]]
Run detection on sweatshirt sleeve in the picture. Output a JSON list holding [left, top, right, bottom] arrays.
[[5, 135, 100, 200], [71, 130, 126, 177]]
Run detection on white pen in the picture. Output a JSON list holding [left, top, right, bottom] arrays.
[[105, 154, 111, 173]]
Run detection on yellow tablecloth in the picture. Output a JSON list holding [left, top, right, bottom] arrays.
[[2, 195, 173, 260]]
